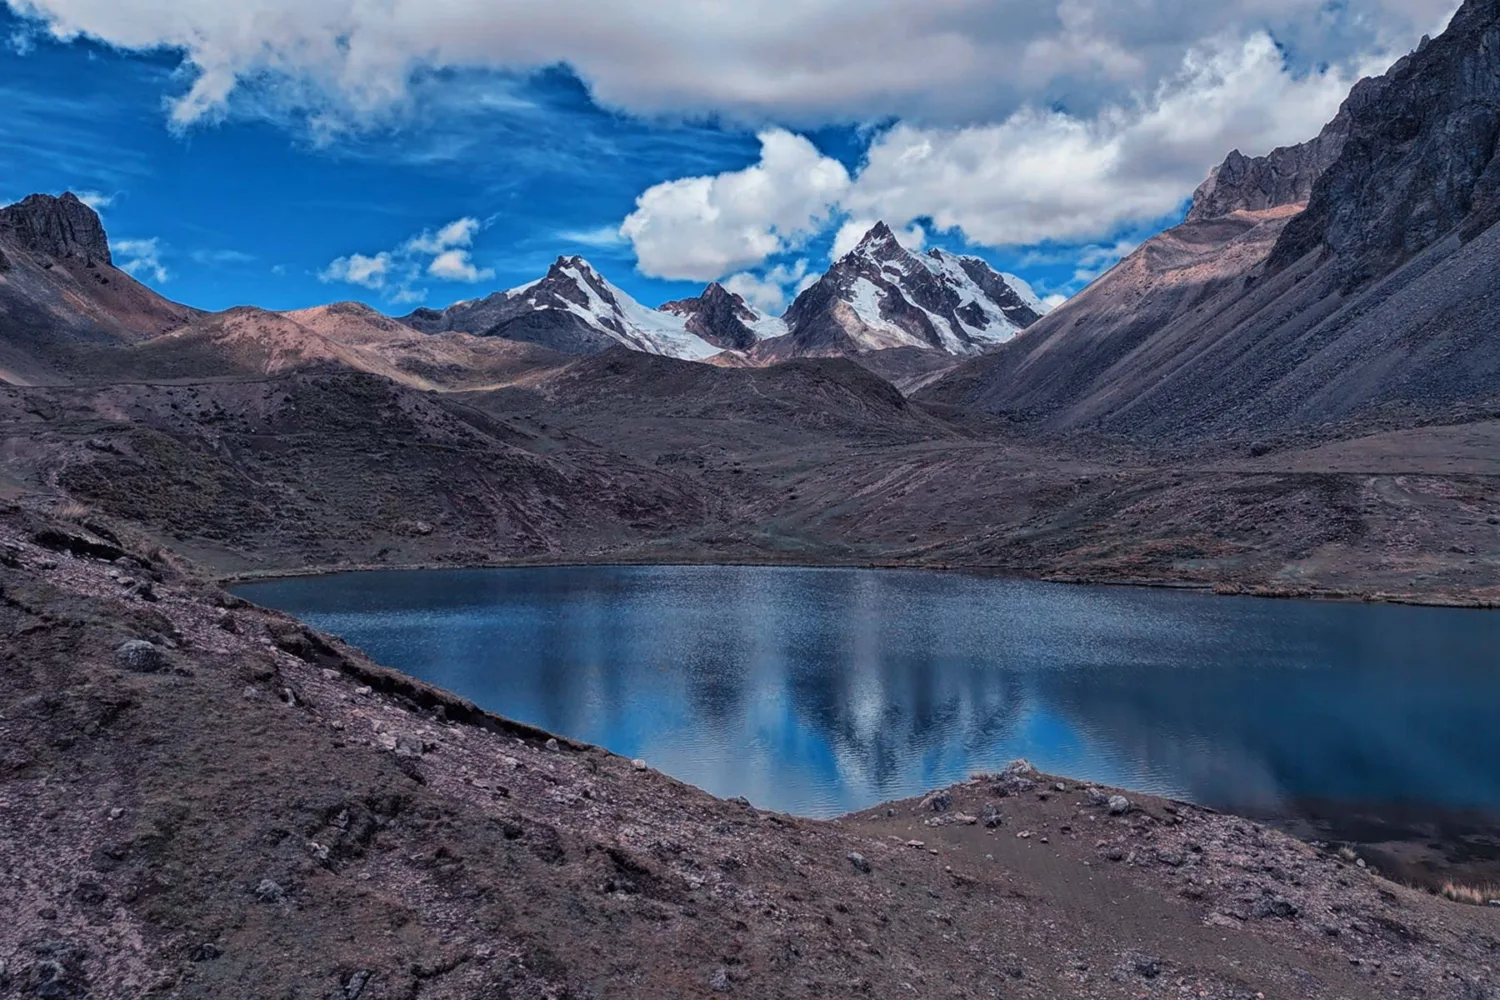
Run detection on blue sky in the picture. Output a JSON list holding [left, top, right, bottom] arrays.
[[0, 2, 1447, 316]]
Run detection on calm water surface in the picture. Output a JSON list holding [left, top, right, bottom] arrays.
[[235, 566, 1500, 820]]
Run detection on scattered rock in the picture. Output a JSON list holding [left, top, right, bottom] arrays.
[[545, 737, 559, 752], [920, 790, 952, 813], [981, 804, 1003, 828], [32, 526, 125, 561], [847, 852, 871, 874], [1133, 955, 1162, 979], [708, 967, 731, 992], [1107, 795, 1132, 815], [116, 639, 166, 674], [254, 878, 286, 903], [344, 969, 371, 999], [1084, 787, 1111, 807], [1254, 895, 1299, 919], [631, 759, 648, 771], [188, 942, 222, 962]]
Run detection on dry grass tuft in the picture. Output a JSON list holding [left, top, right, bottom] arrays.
[[55, 500, 91, 521], [1439, 881, 1497, 906]]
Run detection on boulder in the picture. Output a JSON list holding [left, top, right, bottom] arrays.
[[116, 639, 165, 674]]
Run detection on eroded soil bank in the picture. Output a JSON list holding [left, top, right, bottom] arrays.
[[2, 506, 1497, 999]]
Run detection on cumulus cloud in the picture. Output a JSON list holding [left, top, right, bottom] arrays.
[[113, 237, 168, 282], [1, 0, 1455, 129], [843, 32, 1381, 246], [617, 29, 1399, 282], [404, 217, 479, 255], [320, 215, 490, 299], [621, 129, 850, 281], [427, 248, 493, 282], [320, 251, 391, 289], [1041, 293, 1069, 311]]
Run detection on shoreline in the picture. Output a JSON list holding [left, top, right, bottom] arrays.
[[219, 550, 1500, 611], [5, 505, 1499, 999], [223, 557, 1500, 893]]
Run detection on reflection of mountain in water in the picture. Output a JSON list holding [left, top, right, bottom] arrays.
[[237, 566, 1500, 819]]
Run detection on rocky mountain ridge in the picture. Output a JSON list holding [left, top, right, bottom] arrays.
[[403, 224, 1044, 366], [924, 0, 1500, 446], [0, 191, 113, 267], [1268, 2, 1500, 280], [659, 281, 786, 351], [767, 222, 1045, 361], [402, 255, 722, 359]]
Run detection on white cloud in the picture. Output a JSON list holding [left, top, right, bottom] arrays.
[[1041, 293, 1069, 311], [320, 251, 391, 289], [190, 247, 255, 265], [113, 237, 168, 282], [426, 247, 493, 282], [3, 0, 1455, 129], [722, 259, 809, 314], [843, 32, 1379, 247], [74, 189, 113, 211], [556, 225, 626, 248], [1067, 239, 1140, 286], [617, 29, 1396, 282], [621, 129, 850, 281], [403, 216, 479, 254], [319, 216, 492, 298]]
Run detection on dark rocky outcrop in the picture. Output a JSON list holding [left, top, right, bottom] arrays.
[[1186, 104, 1356, 222], [1269, 2, 1500, 280], [659, 282, 763, 351], [0, 192, 112, 265]]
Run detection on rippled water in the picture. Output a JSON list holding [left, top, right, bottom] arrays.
[[236, 566, 1500, 819]]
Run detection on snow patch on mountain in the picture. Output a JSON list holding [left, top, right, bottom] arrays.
[[775, 222, 1045, 358]]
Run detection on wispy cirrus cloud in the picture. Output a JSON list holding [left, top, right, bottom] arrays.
[[555, 224, 626, 248], [73, 189, 113, 210], [189, 247, 255, 266]]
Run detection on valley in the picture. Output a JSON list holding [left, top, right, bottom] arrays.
[[2, 1, 1499, 997]]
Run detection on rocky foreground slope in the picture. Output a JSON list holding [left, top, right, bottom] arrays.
[[2, 506, 1496, 999]]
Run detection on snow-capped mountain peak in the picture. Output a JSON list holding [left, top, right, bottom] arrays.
[[779, 222, 1045, 358], [403, 255, 723, 360]]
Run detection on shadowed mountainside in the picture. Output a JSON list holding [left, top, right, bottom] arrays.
[[923, 0, 1500, 449]]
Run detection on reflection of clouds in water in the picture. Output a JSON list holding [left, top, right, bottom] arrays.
[[240, 567, 1500, 819]]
